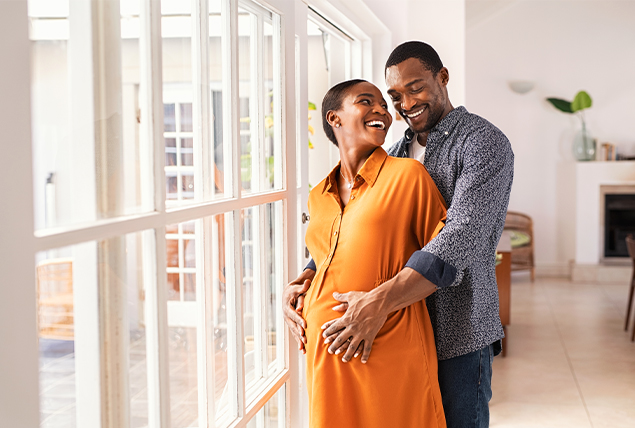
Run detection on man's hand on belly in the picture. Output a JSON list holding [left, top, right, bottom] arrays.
[[282, 269, 315, 354], [321, 290, 388, 364], [321, 268, 438, 363]]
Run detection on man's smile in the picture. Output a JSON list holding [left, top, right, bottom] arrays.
[[404, 106, 427, 119]]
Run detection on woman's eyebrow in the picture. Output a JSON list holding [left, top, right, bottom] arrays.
[[355, 93, 376, 99]]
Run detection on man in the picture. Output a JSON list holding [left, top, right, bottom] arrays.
[[283, 41, 514, 427]]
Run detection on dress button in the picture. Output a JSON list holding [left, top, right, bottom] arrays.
[[333, 231, 338, 236]]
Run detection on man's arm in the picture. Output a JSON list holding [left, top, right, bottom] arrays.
[[323, 126, 514, 361], [407, 126, 514, 288], [322, 267, 436, 363], [282, 267, 315, 353]]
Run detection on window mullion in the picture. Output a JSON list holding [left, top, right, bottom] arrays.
[[139, 1, 171, 427], [223, 0, 239, 200]]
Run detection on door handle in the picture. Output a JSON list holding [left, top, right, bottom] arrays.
[[302, 213, 310, 224]]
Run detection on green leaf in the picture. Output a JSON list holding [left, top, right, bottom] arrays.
[[308, 101, 317, 110], [546, 98, 573, 113], [571, 90, 592, 112]]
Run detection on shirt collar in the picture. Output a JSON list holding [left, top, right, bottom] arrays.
[[323, 147, 388, 194], [402, 106, 467, 142]]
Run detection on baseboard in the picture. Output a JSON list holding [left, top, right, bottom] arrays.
[[571, 263, 632, 284]]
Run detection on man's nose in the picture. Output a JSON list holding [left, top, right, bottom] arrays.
[[400, 95, 416, 111]]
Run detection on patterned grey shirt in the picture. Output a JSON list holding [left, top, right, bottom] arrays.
[[305, 106, 514, 360], [388, 106, 514, 360]]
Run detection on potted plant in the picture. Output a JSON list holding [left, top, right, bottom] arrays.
[[547, 90, 595, 161]]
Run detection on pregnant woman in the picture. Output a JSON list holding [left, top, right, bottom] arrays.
[[302, 79, 447, 427]]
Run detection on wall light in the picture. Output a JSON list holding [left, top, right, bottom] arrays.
[[508, 80, 535, 94]]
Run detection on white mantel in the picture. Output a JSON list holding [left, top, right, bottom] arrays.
[[574, 161, 635, 282]]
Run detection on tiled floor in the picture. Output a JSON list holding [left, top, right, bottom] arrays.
[[491, 276, 635, 427]]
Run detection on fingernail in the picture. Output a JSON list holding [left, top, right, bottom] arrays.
[[324, 338, 331, 344], [362, 360, 367, 364], [321, 325, 326, 329], [328, 349, 333, 354], [335, 349, 341, 355], [342, 358, 348, 363], [354, 353, 359, 358]]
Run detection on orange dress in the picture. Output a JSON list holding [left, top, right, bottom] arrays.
[[303, 147, 447, 428]]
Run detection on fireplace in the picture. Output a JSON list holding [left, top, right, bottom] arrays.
[[604, 193, 635, 258]]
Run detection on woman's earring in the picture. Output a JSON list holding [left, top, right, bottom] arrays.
[[335, 124, 341, 128]]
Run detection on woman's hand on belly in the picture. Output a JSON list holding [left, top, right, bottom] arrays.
[[320, 290, 388, 364]]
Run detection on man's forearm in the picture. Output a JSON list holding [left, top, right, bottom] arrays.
[[371, 267, 437, 315]]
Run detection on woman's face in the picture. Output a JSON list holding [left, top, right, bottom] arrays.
[[331, 82, 392, 149]]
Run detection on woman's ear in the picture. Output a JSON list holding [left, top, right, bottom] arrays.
[[326, 110, 340, 129]]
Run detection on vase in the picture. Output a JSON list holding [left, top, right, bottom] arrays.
[[572, 123, 596, 161]]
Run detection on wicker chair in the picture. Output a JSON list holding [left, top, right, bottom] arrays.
[[504, 211, 535, 282]]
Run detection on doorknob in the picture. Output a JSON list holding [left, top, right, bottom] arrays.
[[302, 213, 310, 224]]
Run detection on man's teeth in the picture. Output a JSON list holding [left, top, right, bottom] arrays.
[[406, 107, 425, 118], [366, 120, 385, 129]]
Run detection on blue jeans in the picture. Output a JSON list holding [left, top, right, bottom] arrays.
[[438, 343, 495, 428]]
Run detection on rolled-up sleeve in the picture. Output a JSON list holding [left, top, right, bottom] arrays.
[[406, 126, 514, 288]]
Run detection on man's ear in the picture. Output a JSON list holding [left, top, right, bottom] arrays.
[[326, 110, 340, 128], [438, 67, 450, 87]]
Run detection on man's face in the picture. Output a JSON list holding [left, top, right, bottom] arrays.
[[385, 57, 449, 135]]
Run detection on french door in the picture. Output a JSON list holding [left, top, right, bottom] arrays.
[[24, 0, 300, 426]]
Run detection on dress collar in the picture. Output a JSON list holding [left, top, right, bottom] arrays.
[[323, 147, 388, 194]]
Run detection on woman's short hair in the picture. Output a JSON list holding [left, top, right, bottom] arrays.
[[321, 79, 367, 147]]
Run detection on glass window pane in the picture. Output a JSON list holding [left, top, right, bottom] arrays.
[[162, 0, 194, 207], [238, 8, 255, 194], [245, 384, 285, 428], [212, 213, 232, 425], [242, 201, 284, 402], [179, 103, 193, 132], [37, 229, 155, 428], [166, 214, 234, 427], [241, 206, 257, 389], [30, 0, 154, 232], [265, 201, 283, 372]]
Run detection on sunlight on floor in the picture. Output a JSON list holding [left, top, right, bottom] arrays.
[[491, 276, 635, 428]]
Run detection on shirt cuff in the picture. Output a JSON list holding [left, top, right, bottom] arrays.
[[304, 258, 316, 272], [405, 251, 457, 288]]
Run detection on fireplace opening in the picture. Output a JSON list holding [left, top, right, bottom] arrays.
[[604, 194, 635, 258]]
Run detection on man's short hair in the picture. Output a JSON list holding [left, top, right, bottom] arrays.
[[385, 41, 443, 75]]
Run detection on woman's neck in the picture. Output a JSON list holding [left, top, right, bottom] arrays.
[[338, 145, 376, 181]]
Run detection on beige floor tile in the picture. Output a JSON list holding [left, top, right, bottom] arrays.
[[569, 359, 635, 408], [490, 402, 592, 428], [586, 405, 635, 428], [491, 277, 635, 427], [492, 356, 582, 406]]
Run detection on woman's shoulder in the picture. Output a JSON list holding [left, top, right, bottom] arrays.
[[384, 155, 429, 178]]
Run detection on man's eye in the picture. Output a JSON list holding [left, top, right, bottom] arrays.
[[411, 87, 423, 93], [361, 99, 371, 104]]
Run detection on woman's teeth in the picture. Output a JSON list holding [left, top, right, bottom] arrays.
[[365, 120, 385, 130]]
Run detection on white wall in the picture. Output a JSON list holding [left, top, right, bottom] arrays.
[[466, 0, 635, 275], [362, 0, 466, 140]]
